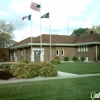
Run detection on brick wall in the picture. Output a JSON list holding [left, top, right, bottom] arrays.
[[13, 45, 99, 62], [76, 45, 96, 61], [0, 48, 9, 61], [44, 46, 76, 61]]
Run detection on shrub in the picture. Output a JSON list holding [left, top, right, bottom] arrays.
[[81, 57, 85, 61], [0, 70, 13, 80], [0, 65, 3, 69], [11, 63, 26, 78], [22, 62, 42, 78], [51, 59, 60, 64], [55, 56, 60, 59], [50, 56, 60, 64], [11, 62, 57, 79], [20, 59, 29, 64], [39, 62, 57, 77], [72, 56, 78, 61], [0, 64, 12, 71], [64, 56, 69, 61]]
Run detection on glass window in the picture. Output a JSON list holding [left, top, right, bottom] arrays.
[[77, 46, 89, 52], [14, 52, 17, 56], [21, 51, 23, 56], [61, 49, 64, 56], [56, 49, 59, 56], [86, 46, 88, 51]]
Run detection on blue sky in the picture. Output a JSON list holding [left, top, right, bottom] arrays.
[[0, 0, 100, 42]]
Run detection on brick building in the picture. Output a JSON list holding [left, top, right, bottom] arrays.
[[9, 34, 100, 62], [0, 48, 9, 61]]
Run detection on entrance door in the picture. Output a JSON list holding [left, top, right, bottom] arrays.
[[14, 52, 17, 62], [34, 50, 41, 62]]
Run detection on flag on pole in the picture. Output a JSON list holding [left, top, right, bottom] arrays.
[[28, 15, 31, 20], [41, 12, 49, 18], [22, 15, 31, 20], [30, 2, 41, 12], [22, 16, 27, 20]]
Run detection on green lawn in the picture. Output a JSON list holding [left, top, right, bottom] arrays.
[[0, 76, 100, 100], [0, 62, 100, 100], [56, 62, 100, 74]]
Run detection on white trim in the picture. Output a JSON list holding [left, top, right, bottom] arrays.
[[61, 49, 64, 56], [56, 49, 59, 56], [86, 46, 88, 51], [14, 51, 17, 61], [77, 46, 89, 52], [31, 48, 44, 62], [10, 42, 100, 49]]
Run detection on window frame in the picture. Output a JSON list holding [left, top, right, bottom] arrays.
[[77, 46, 89, 52], [61, 49, 64, 56], [21, 50, 24, 56], [56, 49, 59, 56]]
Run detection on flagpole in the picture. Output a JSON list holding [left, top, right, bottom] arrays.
[[40, 2, 42, 62], [67, 20, 69, 35], [49, 12, 52, 61], [31, 14, 33, 62]]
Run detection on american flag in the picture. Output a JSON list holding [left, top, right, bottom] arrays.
[[30, 2, 41, 12]]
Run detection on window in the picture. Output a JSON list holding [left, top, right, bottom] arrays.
[[83, 46, 85, 51], [81, 46, 83, 51], [56, 49, 59, 56], [77, 46, 88, 52], [21, 51, 23, 56], [85, 46, 88, 51], [77, 47, 80, 52], [14, 52, 17, 56], [61, 49, 64, 56]]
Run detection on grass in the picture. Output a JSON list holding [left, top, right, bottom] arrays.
[[0, 62, 100, 100], [55, 62, 100, 74], [0, 76, 100, 100]]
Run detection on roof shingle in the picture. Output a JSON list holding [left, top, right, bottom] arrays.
[[12, 33, 100, 47]]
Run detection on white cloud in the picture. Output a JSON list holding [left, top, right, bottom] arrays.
[[14, 26, 41, 41], [8, 0, 30, 14], [0, 11, 9, 16], [1, 0, 100, 42]]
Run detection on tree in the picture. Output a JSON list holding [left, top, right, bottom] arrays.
[[71, 28, 89, 36], [0, 20, 15, 48], [95, 25, 100, 34], [86, 25, 100, 34]]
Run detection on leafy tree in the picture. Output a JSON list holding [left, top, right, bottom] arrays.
[[0, 20, 15, 48], [86, 25, 100, 34], [71, 28, 89, 36], [95, 25, 100, 34]]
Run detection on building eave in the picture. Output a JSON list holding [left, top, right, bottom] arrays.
[[10, 42, 100, 49], [75, 42, 100, 46]]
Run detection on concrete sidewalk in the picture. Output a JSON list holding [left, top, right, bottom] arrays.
[[0, 71, 100, 84], [58, 71, 78, 77]]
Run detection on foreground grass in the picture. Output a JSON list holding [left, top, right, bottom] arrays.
[[0, 76, 100, 100], [56, 62, 100, 74]]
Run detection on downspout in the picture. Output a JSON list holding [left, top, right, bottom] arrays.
[[96, 45, 97, 61]]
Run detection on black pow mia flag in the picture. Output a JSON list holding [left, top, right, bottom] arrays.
[[41, 12, 49, 18]]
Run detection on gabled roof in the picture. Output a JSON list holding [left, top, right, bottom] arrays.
[[11, 34, 100, 49]]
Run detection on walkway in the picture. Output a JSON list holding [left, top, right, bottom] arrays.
[[0, 71, 100, 84]]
